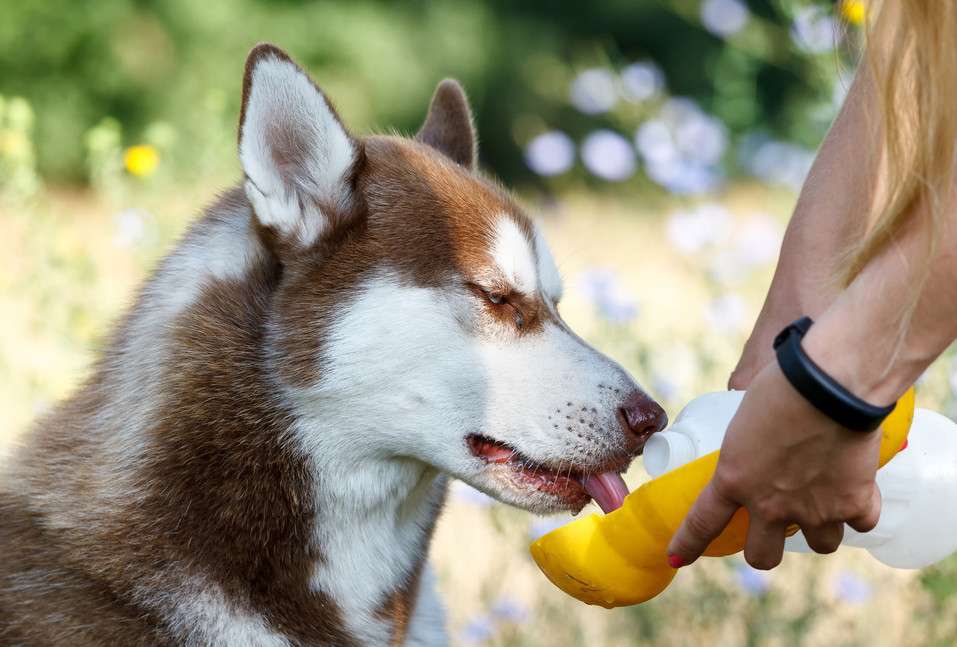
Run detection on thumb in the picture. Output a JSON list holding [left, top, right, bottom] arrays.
[[667, 480, 739, 567]]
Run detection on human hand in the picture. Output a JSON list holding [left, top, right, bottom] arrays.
[[667, 361, 883, 570]]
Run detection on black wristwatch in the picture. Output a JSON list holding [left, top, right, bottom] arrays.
[[773, 316, 896, 432]]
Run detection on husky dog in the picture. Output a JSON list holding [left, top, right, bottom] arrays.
[[0, 44, 666, 646]]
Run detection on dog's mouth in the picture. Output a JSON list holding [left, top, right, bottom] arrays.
[[466, 434, 631, 513]]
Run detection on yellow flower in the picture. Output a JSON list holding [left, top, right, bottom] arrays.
[[841, 0, 866, 26], [124, 144, 159, 178]]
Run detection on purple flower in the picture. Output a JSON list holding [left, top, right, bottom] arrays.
[[458, 615, 495, 645], [834, 571, 873, 604], [581, 130, 637, 181], [578, 268, 640, 324], [735, 563, 770, 596], [525, 131, 575, 177], [491, 597, 529, 623]]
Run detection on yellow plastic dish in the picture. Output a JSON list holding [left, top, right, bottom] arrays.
[[530, 388, 916, 608]]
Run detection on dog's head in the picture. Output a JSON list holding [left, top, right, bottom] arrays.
[[239, 44, 665, 514]]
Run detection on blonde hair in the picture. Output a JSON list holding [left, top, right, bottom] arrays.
[[840, 1, 957, 285]]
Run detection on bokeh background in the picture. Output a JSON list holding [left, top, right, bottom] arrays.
[[3, 1, 957, 645]]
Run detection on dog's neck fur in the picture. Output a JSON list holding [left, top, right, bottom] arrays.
[[10, 189, 444, 645]]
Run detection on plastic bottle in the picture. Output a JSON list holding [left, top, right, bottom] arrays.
[[786, 407, 957, 568], [645, 392, 957, 568], [642, 390, 745, 478], [529, 388, 915, 609]]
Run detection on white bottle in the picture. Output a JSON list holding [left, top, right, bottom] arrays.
[[643, 390, 744, 478], [645, 392, 957, 569]]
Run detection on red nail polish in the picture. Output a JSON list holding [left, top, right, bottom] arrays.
[[668, 554, 685, 569], [899, 438, 908, 451]]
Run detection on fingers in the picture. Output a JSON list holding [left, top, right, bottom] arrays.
[[847, 483, 882, 533], [743, 517, 786, 570], [802, 522, 844, 554], [667, 481, 738, 567]]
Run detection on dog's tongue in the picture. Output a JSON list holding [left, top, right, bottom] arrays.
[[581, 472, 630, 513]]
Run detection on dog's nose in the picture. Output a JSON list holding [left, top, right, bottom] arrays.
[[619, 391, 668, 445]]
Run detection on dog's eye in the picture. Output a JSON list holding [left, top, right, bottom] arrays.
[[485, 291, 506, 305]]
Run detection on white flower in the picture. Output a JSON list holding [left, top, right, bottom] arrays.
[[578, 267, 640, 323], [636, 98, 728, 195], [666, 203, 733, 254], [570, 68, 618, 114], [621, 61, 665, 102], [525, 131, 575, 177], [705, 293, 746, 333], [650, 344, 700, 399], [635, 119, 678, 164], [581, 130, 637, 181], [673, 112, 728, 166], [742, 136, 815, 192], [832, 69, 855, 108], [708, 250, 749, 285], [734, 214, 784, 267], [701, 0, 750, 37], [114, 208, 152, 247], [646, 158, 723, 195], [791, 6, 840, 54], [651, 374, 680, 402]]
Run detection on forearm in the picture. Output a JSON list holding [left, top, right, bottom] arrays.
[[803, 200, 957, 406], [734, 72, 882, 384]]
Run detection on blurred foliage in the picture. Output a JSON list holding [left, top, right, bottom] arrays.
[[0, 95, 39, 201], [0, 0, 852, 187]]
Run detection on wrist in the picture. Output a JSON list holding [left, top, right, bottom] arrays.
[[800, 311, 919, 408]]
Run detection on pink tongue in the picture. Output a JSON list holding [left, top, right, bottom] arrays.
[[582, 472, 630, 513]]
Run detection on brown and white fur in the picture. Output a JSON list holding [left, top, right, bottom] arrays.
[[0, 44, 666, 646]]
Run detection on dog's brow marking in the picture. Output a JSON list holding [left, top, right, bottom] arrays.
[[491, 216, 537, 294]]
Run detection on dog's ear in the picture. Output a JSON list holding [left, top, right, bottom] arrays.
[[239, 43, 360, 248], [416, 79, 477, 170]]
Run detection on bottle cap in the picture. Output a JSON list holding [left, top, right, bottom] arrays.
[[643, 431, 696, 477]]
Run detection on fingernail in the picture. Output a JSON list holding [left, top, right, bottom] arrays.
[[899, 438, 908, 451], [668, 554, 686, 569]]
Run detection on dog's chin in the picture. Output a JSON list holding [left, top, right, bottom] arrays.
[[460, 433, 627, 514], [466, 463, 592, 514]]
